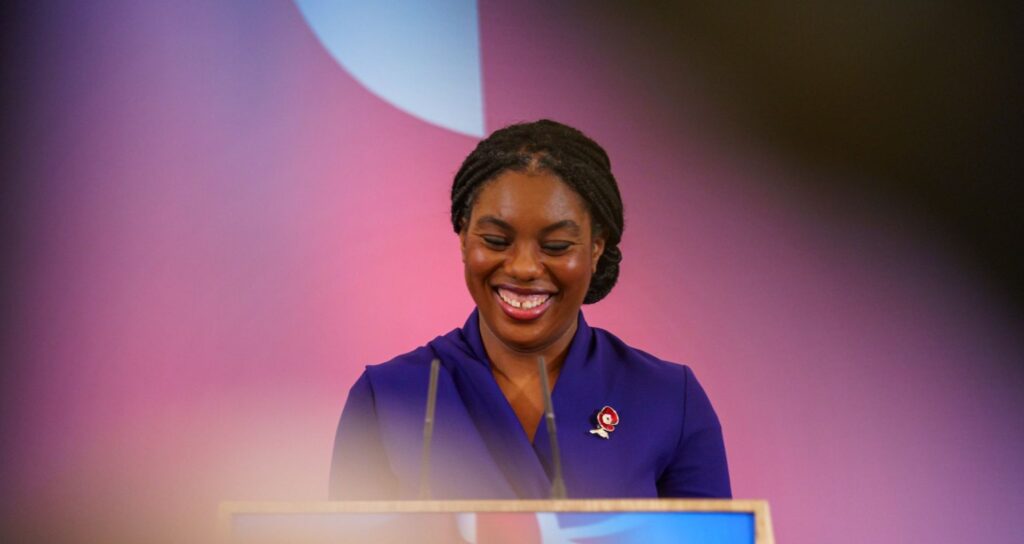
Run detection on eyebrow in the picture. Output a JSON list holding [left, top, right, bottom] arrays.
[[476, 215, 581, 236]]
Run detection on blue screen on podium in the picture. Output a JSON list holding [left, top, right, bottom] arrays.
[[230, 510, 755, 543]]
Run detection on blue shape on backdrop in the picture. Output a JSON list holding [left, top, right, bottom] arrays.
[[294, 0, 485, 137]]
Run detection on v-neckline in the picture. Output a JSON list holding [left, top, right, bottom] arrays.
[[452, 309, 593, 496]]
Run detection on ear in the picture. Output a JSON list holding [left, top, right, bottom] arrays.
[[591, 235, 606, 274]]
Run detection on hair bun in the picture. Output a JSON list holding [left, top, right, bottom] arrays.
[[585, 245, 621, 303]]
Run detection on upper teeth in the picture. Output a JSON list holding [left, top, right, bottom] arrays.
[[498, 288, 551, 309]]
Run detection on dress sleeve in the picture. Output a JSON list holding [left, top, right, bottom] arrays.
[[656, 366, 732, 498], [328, 371, 399, 500]]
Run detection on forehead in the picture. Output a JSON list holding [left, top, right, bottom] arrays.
[[470, 170, 590, 227]]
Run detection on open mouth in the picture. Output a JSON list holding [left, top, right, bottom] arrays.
[[493, 286, 554, 320]]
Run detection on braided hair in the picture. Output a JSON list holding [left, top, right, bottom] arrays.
[[450, 119, 624, 304]]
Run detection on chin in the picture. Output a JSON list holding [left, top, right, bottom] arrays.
[[483, 304, 573, 352]]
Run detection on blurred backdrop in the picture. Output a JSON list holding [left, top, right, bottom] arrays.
[[2, 1, 1022, 543]]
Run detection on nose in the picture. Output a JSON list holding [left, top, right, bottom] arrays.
[[505, 242, 543, 281]]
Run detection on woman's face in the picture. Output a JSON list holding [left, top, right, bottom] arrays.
[[460, 170, 605, 353]]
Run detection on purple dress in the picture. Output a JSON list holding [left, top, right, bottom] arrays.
[[329, 310, 731, 500]]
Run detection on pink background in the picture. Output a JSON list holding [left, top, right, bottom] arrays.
[[3, 2, 1022, 543]]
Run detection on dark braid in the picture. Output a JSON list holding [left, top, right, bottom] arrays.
[[450, 119, 625, 304]]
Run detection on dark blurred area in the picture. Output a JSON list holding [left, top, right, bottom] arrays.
[[587, 1, 1024, 312], [0, 1, 33, 410], [2, 1, 1022, 311]]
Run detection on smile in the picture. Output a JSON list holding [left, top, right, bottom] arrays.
[[493, 287, 554, 320]]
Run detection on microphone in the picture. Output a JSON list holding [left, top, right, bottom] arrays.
[[418, 357, 441, 500], [537, 356, 567, 499]]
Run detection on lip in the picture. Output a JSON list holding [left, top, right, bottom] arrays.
[[492, 285, 555, 321], [494, 283, 555, 295]]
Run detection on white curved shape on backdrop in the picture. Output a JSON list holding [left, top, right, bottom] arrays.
[[294, 0, 485, 137]]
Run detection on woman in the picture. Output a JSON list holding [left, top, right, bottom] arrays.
[[329, 120, 730, 500]]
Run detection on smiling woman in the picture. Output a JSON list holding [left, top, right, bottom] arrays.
[[329, 120, 731, 500], [462, 170, 605, 441]]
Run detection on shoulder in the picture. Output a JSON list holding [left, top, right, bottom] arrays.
[[590, 325, 694, 386], [587, 325, 719, 430], [360, 343, 440, 394], [358, 323, 469, 393]]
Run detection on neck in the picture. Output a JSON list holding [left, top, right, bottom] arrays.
[[479, 318, 578, 383]]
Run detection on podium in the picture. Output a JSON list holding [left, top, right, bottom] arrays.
[[219, 499, 774, 543]]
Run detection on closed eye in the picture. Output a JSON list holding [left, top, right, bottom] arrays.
[[481, 235, 510, 248], [542, 242, 573, 254]]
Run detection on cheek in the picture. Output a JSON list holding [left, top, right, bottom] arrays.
[[466, 248, 490, 269], [464, 246, 499, 280], [555, 254, 593, 289]]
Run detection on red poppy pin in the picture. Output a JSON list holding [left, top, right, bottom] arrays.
[[589, 406, 619, 439]]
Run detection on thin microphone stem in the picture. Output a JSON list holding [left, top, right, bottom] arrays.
[[538, 356, 567, 499], [418, 358, 441, 500]]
